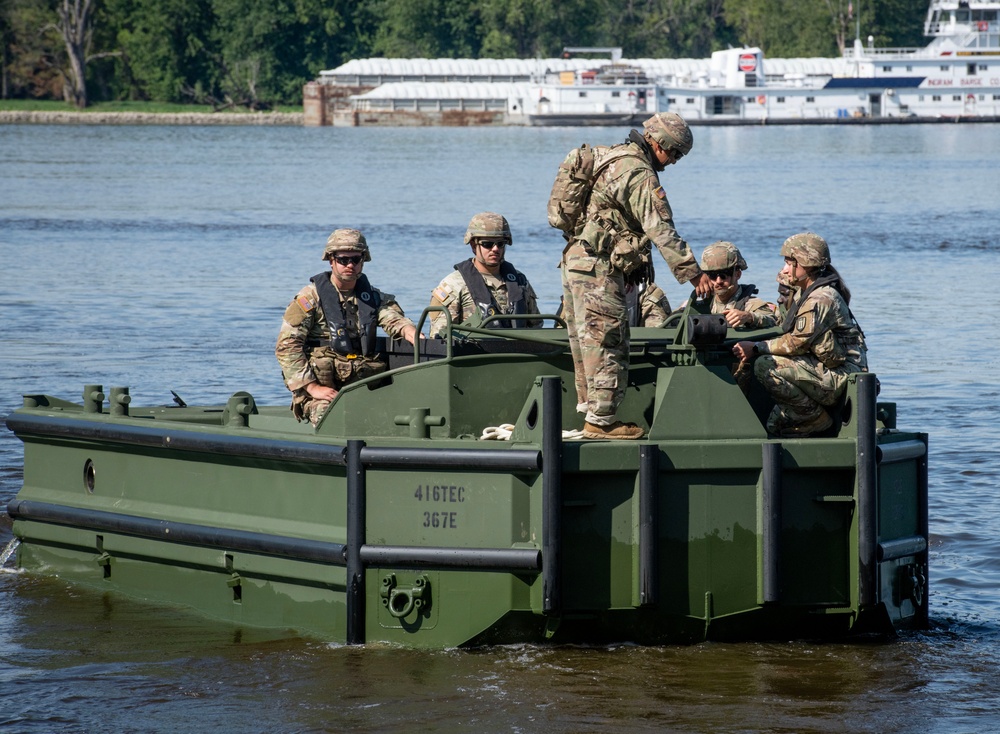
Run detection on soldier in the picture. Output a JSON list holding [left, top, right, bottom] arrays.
[[560, 112, 712, 440], [733, 233, 868, 437], [429, 212, 540, 338], [276, 228, 419, 426], [700, 241, 777, 329], [626, 281, 673, 328]]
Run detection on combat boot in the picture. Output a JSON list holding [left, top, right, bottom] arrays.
[[583, 421, 645, 440], [777, 409, 833, 438]]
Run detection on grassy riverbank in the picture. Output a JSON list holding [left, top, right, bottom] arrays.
[[0, 99, 303, 125]]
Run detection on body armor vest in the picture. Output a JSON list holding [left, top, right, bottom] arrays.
[[454, 259, 528, 328], [311, 272, 381, 357]]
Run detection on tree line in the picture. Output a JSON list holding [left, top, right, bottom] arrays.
[[1, 0, 929, 109]]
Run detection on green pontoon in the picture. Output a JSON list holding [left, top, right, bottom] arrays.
[[5, 306, 929, 647]]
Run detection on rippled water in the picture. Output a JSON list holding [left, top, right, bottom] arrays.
[[1, 122, 999, 732]]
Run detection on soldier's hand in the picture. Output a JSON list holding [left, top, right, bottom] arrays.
[[732, 341, 756, 362], [724, 309, 751, 327], [305, 382, 338, 401], [401, 324, 423, 345], [692, 272, 712, 298]]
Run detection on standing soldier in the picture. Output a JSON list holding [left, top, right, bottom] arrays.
[[700, 241, 777, 329], [276, 228, 419, 426], [560, 112, 712, 439], [733, 233, 868, 437], [429, 212, 541, 338]]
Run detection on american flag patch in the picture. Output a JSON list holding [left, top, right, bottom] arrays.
[[297, 295, 314, 311], [654, 186, 666, 199]]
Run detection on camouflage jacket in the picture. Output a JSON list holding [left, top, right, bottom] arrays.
[[576, 138, 700, 285], [761, 283, 867, 371], [276, 274, 414, 391], [710, 283, 778, 329], [628, 282, 672, 328], [429, 263, 540, 337]]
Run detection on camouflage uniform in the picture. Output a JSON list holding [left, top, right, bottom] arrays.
[[276, 230, 415, 425], [700, 241, 777, 329], [709, 284, 777, 329], [753, 233, 868, 434], [561, 113, 700, 425], [429, 264, 541, 337], [431, 211, 541, 337], [628, 282, 672, 328]]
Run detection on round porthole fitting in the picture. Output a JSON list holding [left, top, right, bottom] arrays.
[[83, 459, 96, 494]]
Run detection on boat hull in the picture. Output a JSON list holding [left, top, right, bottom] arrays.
[[5, 329, 929, 646]]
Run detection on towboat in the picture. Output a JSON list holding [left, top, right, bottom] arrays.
[[316, 0, 1000, 126], [4, 303, 929, 647]]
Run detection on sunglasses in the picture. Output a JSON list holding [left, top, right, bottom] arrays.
[[705, 267, 735, 280], [478, 240, 507, 250], [333, 255, 364, 266], [671, 148, 685, 160]]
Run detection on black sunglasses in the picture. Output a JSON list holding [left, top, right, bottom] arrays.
[[705, 267, 735, 280], [478, 240, 507, 250], [333, 254, 364, 265]]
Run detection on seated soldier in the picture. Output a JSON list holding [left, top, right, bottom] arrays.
[[700, 241, 777, 329], [429, 212, 540, 338], [276, 228, 418, 426], [733, 233, 868, 438], [626, 280, 672, 328]]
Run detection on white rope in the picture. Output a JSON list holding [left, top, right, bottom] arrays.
[[480, 424, 587, 441]]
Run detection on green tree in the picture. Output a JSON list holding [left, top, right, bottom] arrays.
[[210, 0, 348, 107]]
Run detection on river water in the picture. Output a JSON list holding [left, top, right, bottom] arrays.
[[1, 122, 998, 732]]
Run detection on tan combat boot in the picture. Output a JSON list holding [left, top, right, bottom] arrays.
[[583, 421, 645, 440]]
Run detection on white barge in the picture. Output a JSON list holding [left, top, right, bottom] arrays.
[[304, 1, 1000, 126]]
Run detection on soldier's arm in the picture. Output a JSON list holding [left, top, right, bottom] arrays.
[[524, 281, 543, 327], [630, 171, 701, 285], [376, 294, 418, 343], [275, 289, 320, 391], [429, 280, 463, 337], [761, 297, 830, 356]]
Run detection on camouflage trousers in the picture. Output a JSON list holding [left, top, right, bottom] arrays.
[[292, 354, 386, 426], [754, 353, 858, 433], [560, 241, 628, 425]]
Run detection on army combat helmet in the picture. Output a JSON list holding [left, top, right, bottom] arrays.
[[464, 212, 512, 246], [643, 112, 693, 157], [700, 241, 748, 271], [322, 228, 371, 262], [781, 232, 830, 270]]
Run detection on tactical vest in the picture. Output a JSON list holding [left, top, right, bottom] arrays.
[[729, 283, 759, 311], [454, 259, 528, 328], [311, 272, 382, 357]]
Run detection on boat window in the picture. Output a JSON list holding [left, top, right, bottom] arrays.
[[883, 65, 893, 72], [806, 96, 815, 102], [956, 10, 970, 23], [578, 91, 587, 97], [932, 95, 941, 101], [611, 91, 620, 97], [906, 65, 913, 72], [952, 95, 962, 101], [967, 63, 977, 75], [776, 96, 786, 103], [940, 65, 949, 71]]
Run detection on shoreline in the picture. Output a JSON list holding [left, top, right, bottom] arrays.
[[0, 110, 304, 126]]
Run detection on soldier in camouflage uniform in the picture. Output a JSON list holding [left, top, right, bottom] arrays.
[[733, 233, 868, 437], [700, 241, 777, 329], [429, 212, 540, 338], [560, 112, 712, 439], [627, 280, 673, 328], [276, 228, 418, 426]]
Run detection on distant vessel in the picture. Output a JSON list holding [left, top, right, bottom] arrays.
[[305, 0, 1000, 126]]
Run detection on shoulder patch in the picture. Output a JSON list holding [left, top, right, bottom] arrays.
[[297, 295, 314, 312], [654, 186, 666, 199], [284, 299, 310, 327]]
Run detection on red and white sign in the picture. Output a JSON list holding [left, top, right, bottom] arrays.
[[738, 54, 757, 72]]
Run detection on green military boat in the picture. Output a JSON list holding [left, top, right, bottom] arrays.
[[5, 303, 928, 647]]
